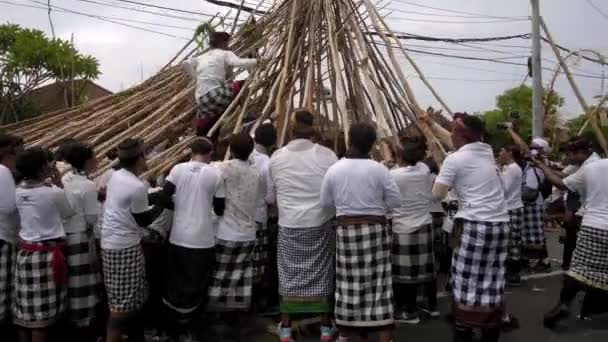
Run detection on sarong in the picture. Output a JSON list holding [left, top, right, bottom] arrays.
[[450, 220, 509, 328], [207, 239, 255, 311], [522, 203, 546, 258], [163, 244, 215, 314], [253, 221, 270, 284], [507, 208, 524, 262], [0, 240, 14, 323], [335, 220, 393, 327], [277, 222, 335, 314], [392, 224, 436, 284], [102, 245, 148, 313], [13, 239, 68, 328], [197, 84, 234, 117], [567, 226, 608, 291], [66, 231, 102, 326]]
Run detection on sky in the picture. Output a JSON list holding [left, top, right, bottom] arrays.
[[2, 0, 608, 119]]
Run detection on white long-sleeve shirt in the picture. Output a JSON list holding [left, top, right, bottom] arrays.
[[191, 49, 256, 100], [0, 165, 18, 243]]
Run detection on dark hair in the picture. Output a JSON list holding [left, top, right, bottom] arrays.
[[118, 139, 145, 169], [0, 133, 23, 160], [400, 136, 427, 165], [254, 123, 277, 148], [189, 138, 213, 156], [105, 147, 118, 161], [65, 143, 95, 171], [209, 32, 231, 49], [564, 137, 592, 153], [461, 114, 485, 142], [500, 144, 524, 169], [16, 147, 49, 180], [348, 123, 377, 155], [229, 132, 254, 161], [55, 138, 78, 162], [291, 109, 316, 139], [423, 158, 439, 174]]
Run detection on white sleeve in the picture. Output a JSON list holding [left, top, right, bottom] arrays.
[[130, 185, 149, 214], [383, 169, 403, 210], [225, 51, 257, 68], [215, 171, 226, 199], [83, 182, 100, 217], [53, 187, 76, 219], [0, 171, 16, 215], [166, 165, 180, 186], [435, 154, 458, 187], [265, 165, 276, 205], [319, 171, 334, 209], [500, 165, 519, 195], [563, 168, 586, 194]]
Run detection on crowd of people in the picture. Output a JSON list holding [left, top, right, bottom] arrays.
[[1, 108, 607, 342]]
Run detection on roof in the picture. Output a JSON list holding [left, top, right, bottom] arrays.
[[25, 79, 113, 114]]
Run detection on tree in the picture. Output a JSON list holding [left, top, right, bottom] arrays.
[[481, 85, 564, 148], [0, 24, 100, 124]]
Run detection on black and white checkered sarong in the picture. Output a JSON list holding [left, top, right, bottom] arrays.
[[102, 245, 148, 313], [522, 203, 545, 247], [0, 240, 14, 323], [13, 240, 67, 328], [207, 239, 255, 311], [392, 224, 436, 284], [507, 208, 524, 262], [451, 220, 509, 309], [278, 223, 335, 298], [197, 85, 234, 117], [567, 226, 608, 291], [253, 222, 270, 284], [335, 222, 393, 327], [66, 231, 101, 326]]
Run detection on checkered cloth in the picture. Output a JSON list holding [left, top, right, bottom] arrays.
[[13, 240, 67, 328], [66, 231, 101, 326], [196, 84, 234, 118], [450, 220, 509, 309], [522, 203, 545, 247], [253, 222, 270, 284], [0, 240, 14, 323], [507, 208, 524, 262], [207, 239, 255, 311], [102, 245, 148, 313], [278, 222, 335, 298], [335, 222, 393, 327], [567, 226, 608, 291], [392, 224, 436, 284]]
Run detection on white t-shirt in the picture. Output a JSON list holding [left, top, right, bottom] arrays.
[[250, 148, 271, 223], [390, 163, 433, 233], [268, 139, 338, 228], [501, 162, 524, 210], [62, 171, 100, 234], [191, 49, 256, 100], [564, 158, 608, 231], [166, 161, 222, 249], [215, 159, 261, 242], [435, 142, 509, 223], [101, 169, 149, 249], [429, 174, 445, 214], [523, 165, 546, 206], [16, 183, 74, 242], [0, 165, 18, 243], [320, 158, 402, 217]]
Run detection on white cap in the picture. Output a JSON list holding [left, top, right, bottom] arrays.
[[531, 137, 550, 153]]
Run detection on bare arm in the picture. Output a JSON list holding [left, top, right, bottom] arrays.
[[535, 160, 567, 191], [507, 127, 529, 154], [432, 182, 449, 200]]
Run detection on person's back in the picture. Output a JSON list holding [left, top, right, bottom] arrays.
[[168, 161, 221, 248], [390, 162, 433, 233], [269, 141, 337, 227], [569, 158, 608, 230]]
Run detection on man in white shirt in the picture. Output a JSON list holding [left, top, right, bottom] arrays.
[[321, 123, 402, 342], [206, 132, 261, 316], [497, 145, 525, 286], [189, 32, 257, 136], [0, 133, 22, 333], [250, 124, 277, 304], [13, 147, 75, 340], [534, 146, 607, 328], [155, 138, 222, 338], [432, 113, 509, 342], [101, 139, 164, 342], [61, 142, 102, 332], [268, 110, 338, 342], [390, 137, 438, 324]]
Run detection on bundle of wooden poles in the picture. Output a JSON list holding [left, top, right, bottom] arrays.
[[0, 0, 452, 180]]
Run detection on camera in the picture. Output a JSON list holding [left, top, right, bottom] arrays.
[[496, 122, 510, 130], [523, 148, 540, 162]]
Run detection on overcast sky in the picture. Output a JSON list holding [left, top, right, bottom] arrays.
[[2, 0, 607, 119]]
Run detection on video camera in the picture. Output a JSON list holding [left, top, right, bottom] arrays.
[[496, 111, 520, 130]]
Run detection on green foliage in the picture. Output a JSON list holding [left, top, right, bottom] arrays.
[[0, 24, 100, 124], [481, 85, 564, 147]]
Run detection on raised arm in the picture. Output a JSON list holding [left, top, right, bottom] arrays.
[[225, 51, 257, 69]]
